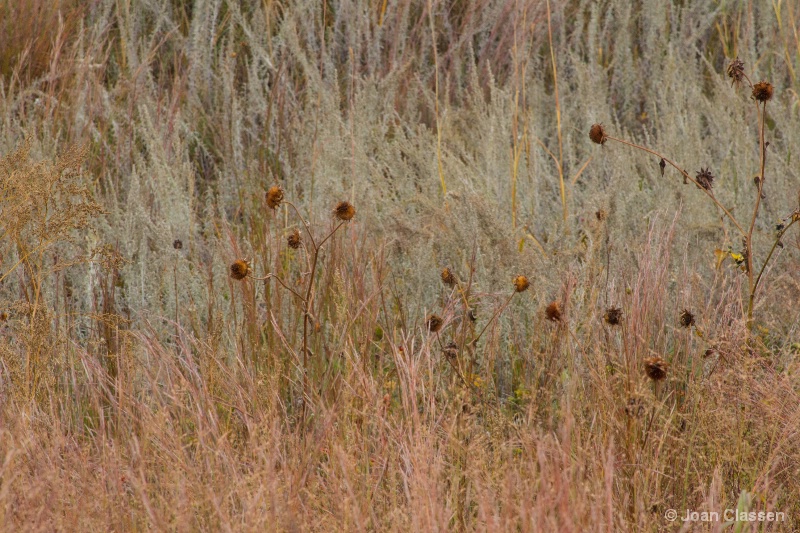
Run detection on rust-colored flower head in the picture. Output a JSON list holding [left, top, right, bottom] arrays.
[[679, 309, 695, 328], [513, 275, 530, 293], [726, 57, 745, 86], [173, 239, 183, 250], [0, 311, 7, 322], [334, 201, 356, 221], [230, 259, 251, 280], [643, 356, 669, 381], [441, 267, 456, 288], [545, 301, 562, 322], [266, 185, 284, 209], [695, 168, 714, 191], [589, 123, 608, 145], [426, 314, 443, 333], [287, 229, 302, 249], [604, 307, 623, 326], [752, 81, 774, 102]]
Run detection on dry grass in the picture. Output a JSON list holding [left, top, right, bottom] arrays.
[[1, 0, 800, 531]]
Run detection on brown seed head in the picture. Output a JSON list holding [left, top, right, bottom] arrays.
[[679, 309, 695, 328], [643, 356, 669, 381], [442, 341, 458, 361], [287, 229, 302, 249], [752, 81, 774, 102], [334, 201, 356, 221], [595, 209, 607, 221], [0, 312, 7, 322], [545, 301, 562, 322], [230, 259, 251, 280], [441, 267, 456, 288], [589, 123, 608, 145], [513, 275, 530, 293], [426, 314, 443, 333], [173, 239, 183, 250], [695, 168, 714, 191], [266, 186, 284, 209], [726, 57, 745, 86], [604, 307, 623, 326]]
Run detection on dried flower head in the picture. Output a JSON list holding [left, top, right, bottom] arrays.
[[426, 314, 443, 333], [595, 209, 607, 221], [513, 275, 530, 293], [266, 186, 284, 209], [643, 356, 669, 381], [752, 81, 774, 102], [287, 229, 302, 249], [467, 308, 477, 322], [589, 123, 608, 145], [604, 307, 623, 326], [545, 301, 562, 322], [173, 239, 183, 250], [230, 259, 251, 280], [334, 201, 356, 221], [441, 267, 456, 288], [695, 168, 714, 190], [442, 341, 458, 361], [0, 312, 7, 322], [726, 57, 745, 86], [679, 309, 695, 328]]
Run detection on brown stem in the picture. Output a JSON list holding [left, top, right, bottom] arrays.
[[750, 217, 798, 309], [606, 136, 745, 236], [471, 292, 516, 346], [746, 102, 768, 328]]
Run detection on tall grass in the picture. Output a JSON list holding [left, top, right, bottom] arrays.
[[1, 0, 800, 530]]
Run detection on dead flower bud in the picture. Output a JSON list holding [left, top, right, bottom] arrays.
[[513, 275, 530, 293], [643, 357, 669, 381], [604, 307, 623, 326], [659, 158, 666, 177], [545, 301, 562, 322], [173, 239, 183, 250], [287, 229, 302, 249], [441, 268, 457, 287], [589, 123, 608, 145], [266, 186, 284, 209], [0, 312, 7, 322], [695, 168, 714, 191], [726, 57, 745, 87], [230, 259, 251, 280], [679, 309, 695, 328], [595, 209, 607, 221], [442, 342, 458, 361], [752, 81, 774, 102], [334, 201, 356, 221], [426, 314, 443, 333]]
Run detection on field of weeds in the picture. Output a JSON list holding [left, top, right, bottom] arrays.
[[1, 0, 800, 530]]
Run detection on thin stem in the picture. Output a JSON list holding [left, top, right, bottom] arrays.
[[263, 273, 305, 303], [606, 136, 746, 236], [752, 217, 798, 300], [471, 292, 516, 346], [746, 101, 768, 326], [546, 0, 567, 223], [285, 201, 318, 251]]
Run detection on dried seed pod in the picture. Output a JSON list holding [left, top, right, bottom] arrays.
[[230, 259, 251, 280], [545, 301, 562, 322], [173, 239, 183, 250], [442, 342, 458, 361], [589, 123, 608, 145], [604, 307, 623, 326], [334, 201, 356, 221], [695, 168, 714, 191], [752, 81, 774, 102], [726, 57, 745, 87], [441, 268, 456, 288], [426, 314, 443, 333], [643, 356, 669, 381], [595, 209, 607, 221], [679, 309, 695, 328], [513, 275, 530, 293], [266, 186, 284, 209], [287, 229, 302, 249]]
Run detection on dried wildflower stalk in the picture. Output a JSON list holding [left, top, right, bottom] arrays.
[[590, 59, 798, 331]]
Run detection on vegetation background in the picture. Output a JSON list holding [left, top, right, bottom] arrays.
[[1, 0, 799, 530]]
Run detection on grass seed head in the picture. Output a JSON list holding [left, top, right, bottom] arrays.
[[695, 168, 714, 190], [230, 259, 251, 280], [604, 307, 623, 326], [266, 186, 284, 209], [589, 123, 608, 145], [513, 275, 530, 293], [752, 81, 774, 102], [679, 309, 695, 328], [334, 201, 356, 221], [426, 314, 443, 333], [643, 357, 668, 381], [287, 229, 302, 249], [545, 301, 562, 322], [441, 267, 456, 287], [726, 57, 745, 86]]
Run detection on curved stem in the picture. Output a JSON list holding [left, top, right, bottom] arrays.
[[606, 136, 746, 236], [471, 292, 516, 346], [751, 217, 798, 300]]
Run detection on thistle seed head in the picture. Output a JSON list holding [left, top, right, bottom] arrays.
[[643, 356, 668, 381], [752, 81, 774, 102], [266, 186, 284, 209], [679, 309, 695, 328], [230, 259, 251, 280], [589, 123, 608, 145], [334, 201, 356, 221]]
